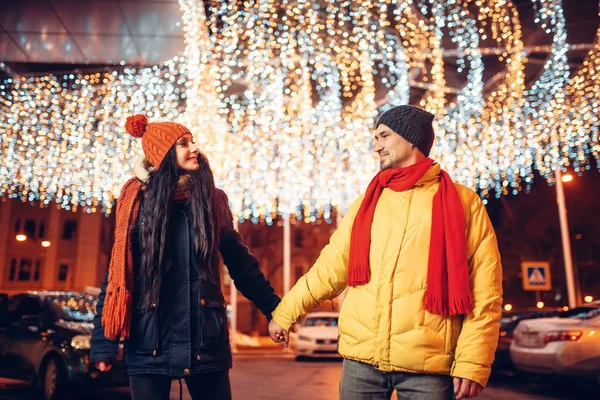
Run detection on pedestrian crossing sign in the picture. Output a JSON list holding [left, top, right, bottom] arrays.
[[521, 261, 552, 291]]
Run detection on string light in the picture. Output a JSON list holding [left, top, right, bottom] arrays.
[[0, 0, 598, 221]]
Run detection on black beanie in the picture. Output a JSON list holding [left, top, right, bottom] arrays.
[[376, 105, 435, 157]]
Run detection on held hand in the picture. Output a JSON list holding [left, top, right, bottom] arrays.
[[268, 320, 289, 348], [94, 360, 113, 372], [453, 377, 483, 399]]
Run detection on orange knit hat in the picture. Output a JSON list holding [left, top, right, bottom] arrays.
[[125, 114, 191, 169]]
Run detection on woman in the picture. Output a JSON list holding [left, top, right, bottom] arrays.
[[91, 115, 280, 399]]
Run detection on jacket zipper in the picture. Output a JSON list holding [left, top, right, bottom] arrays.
[[152, 302, 159, 357], [448, 317, 454, 359], [197, 285, 202, 361]]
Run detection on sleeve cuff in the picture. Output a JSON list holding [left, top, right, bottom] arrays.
[[90, 353, 117, 363], [451, 361, 491, 388], [271, 309, 295, 331]]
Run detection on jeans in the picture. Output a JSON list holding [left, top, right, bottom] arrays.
[[340, 359, 454, 400], [129, 370, 232, 400]]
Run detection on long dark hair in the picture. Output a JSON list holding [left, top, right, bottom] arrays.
[[138, 148, 222, 309]]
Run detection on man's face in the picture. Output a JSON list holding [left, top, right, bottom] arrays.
[[373, 124, 418, 170]]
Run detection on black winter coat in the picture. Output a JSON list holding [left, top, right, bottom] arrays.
[[91, 190, 280, 377]]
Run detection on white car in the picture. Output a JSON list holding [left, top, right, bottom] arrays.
[[294, 311, 341, 360], [510, 307, 600, 381]]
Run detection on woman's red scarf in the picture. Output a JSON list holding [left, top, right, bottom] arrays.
[[348, 158, 473, 316]]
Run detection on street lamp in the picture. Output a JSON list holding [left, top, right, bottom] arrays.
[[536, 301, 544, 309], [554, 168, 577, 308], [561, 173, 574, 183]]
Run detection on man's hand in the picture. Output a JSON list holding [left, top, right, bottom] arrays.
[[453, 378, 483, 399], [94, 360, 113, 372], [268, 320, 289, 348]]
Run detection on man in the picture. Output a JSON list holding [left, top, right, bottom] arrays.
[[269, 105, 502, 400]]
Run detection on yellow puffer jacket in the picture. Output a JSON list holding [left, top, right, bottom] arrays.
[[271, 163, 503, 387]]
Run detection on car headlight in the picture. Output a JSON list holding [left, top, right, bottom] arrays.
[[71, 335, 91, 350], [297, 335, 312, 342]]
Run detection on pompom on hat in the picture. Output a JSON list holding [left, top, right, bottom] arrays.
[[125, 114, 191, 169], [125, 114, 147, 138]]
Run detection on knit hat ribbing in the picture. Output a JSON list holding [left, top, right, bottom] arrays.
[[376, 105, 435, 157], [125, 114, 191, 169]]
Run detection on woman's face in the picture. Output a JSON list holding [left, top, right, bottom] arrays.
[[175, 133, 200, 172]]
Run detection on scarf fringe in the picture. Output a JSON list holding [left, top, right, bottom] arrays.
[[348, 263, 370, 287], [449, 296, 473, 316], [102, 286, 132, 340], [425, 293, 473, 316], [424, 294, 448, 316]]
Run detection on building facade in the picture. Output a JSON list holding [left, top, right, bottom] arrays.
[[0, 198, 114, 296], [0, 197, 341, 336]]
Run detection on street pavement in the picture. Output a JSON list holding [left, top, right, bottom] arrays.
[[0, 352, 596, 399]]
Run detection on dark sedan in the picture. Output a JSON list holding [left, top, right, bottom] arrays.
[[0, 291, 128, 400]]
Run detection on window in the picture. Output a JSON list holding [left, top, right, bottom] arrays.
[[38, 221, 46, 238], [294, 230, 304, 248], [7, 296, 23, 323], [9, 258, 16, 281], [303, 317, 338, 327], [23, 219, 36, 239], [13, 218, 21, 234], [8, 258, 41, 283], [18, 259, 32, 281], [58, 264, 69, 282], [8, 296, 42, 323], [62, 220, 77, 240], [34, 259, 41, 281]]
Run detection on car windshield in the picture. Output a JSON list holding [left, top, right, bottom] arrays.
[[48, 294, 97, 323], [560, 306, 598, 318], [303, 317, 338, 327], [567, 307, 600, 320]]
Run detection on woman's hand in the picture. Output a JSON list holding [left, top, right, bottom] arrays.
[[268, 320, 289, 348], [94, 360, 113, 372]]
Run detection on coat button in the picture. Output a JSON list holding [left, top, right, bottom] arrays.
[[184, 368, 190, 375], [373, 363, 379, 369], [200, 299, 206, 306]]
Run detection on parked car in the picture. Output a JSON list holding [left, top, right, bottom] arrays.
[[494, 304, 598, 372], [0, 291, 128, 400], [294, 311, 340, 360], [510, 306, 600, 382], [495, 309, 561, 371]]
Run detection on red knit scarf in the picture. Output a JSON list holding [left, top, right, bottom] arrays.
[[347, 158, 473, 316], [102, 176, 190, 339]]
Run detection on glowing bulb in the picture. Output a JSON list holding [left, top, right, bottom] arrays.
[[561, 174, 573, 183], [16, 234, 27, 242], [562, 306, 569, 311], [41, 240, 51, 248], [584, 296, 594, 303], [536, 301, 544, 309], [503, 304, 513, 311]]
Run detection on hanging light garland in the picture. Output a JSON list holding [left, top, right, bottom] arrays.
[[0, 0, 599, 222]]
